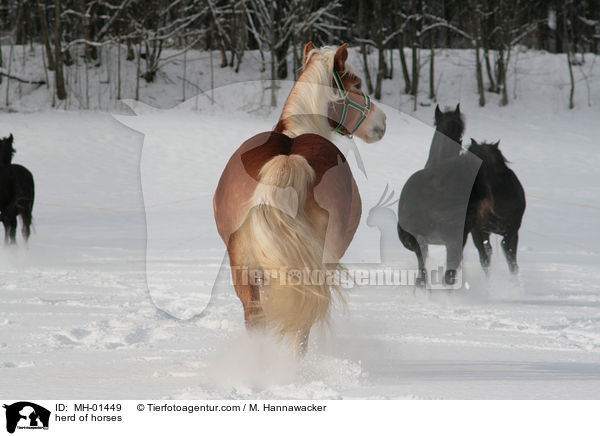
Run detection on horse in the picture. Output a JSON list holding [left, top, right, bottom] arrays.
[[396, 104, 484, 287], [213, 42, 386, 355], [468, 139, 525, 274], [0, 134, 35, 244]]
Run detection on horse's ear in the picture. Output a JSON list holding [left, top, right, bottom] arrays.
[[303, 41, 315, 65], [455, 103, 460, 114], [8, 134, 13, 143], [434, 105, 442, 123], [470, 138, 477, 146], [334, 43, 348, 72], [493, 140, 500, 148]]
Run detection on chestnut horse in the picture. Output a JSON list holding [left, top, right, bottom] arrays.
[[213, 42, 386, 354]]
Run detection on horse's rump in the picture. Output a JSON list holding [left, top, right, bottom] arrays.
[[10, 164, 35, 209], [214, 131, 359, 258]]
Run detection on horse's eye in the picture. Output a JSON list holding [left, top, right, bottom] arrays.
[[354, 82, 362, 90]]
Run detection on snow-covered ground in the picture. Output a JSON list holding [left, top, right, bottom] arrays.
[[1, 48, 600, 399]]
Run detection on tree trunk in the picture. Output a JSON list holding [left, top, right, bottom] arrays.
[[79, 0, 97, 61], [375, 47, 384, 100], [182, 45, 187, 101], [127, 40, 135, 61], [359, 0, 373, 94], [498, 49, 508, 106], [234, 0, 247, 73], [429, 45, 435, 101], [37, 0, 54, 70], [398, 45, 411, 94], [5, 39, 14, 106], [563, 2, 575, 109], [117, 40, 121, 100], [135, 41, 141, 101], [374, 0, 384, 100], [269, 0, 277, 107], [53, 0, 67, 100], [411, 42, 419, 97], [275, 41, 289, 79], [411, 41, 419, 111], [484, 47, 496, 92], [474, 6, 485, 107], [475, 41, 485, 107]]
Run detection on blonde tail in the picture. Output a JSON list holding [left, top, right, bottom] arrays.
[[240, 154, 339, 341]]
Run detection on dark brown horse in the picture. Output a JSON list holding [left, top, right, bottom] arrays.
[[468, 139, 525, 274], [0, 134, 35, 244], [213, 43, 386, 354]]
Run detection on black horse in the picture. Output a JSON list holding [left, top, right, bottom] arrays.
[[397, 105, 488, 287], [0, 134, 35, 244], [468, 139, 525, 274]]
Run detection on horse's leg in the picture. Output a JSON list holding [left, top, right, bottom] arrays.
[[398, 224, 427, 287], [445, 240, 463, 286], [501, 231, 519, 274], [20, 205, 32, 242], [228, 237, 265, 330], [3, 207, 17, 245], [471, 228, 492, 274], [415, 242, 428, 288], [1, 215, 6, 244]]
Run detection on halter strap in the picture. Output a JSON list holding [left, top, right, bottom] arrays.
[[332, 69, 371, 137]]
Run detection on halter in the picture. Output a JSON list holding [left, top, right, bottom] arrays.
[[332, 69, 371, 137]]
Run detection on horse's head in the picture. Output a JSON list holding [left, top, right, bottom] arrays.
[[366, 184, 398, 228], [434, 104, 464, 145], [0, 134, 15, 165], [468, 138, 507, 168], [325, 43, 386, 143], [284, 42, 386, 143]]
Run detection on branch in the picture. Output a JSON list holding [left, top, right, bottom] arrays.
[[0, 69, 46, 85]]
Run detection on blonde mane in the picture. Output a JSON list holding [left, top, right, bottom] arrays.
[[279, 47, 351, 139]]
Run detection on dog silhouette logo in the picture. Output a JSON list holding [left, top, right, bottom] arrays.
[[3, 402, 50, 433]]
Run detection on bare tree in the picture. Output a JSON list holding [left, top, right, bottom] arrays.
[[54, 0, 67, 100]]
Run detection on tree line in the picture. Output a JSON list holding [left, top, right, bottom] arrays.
[[0, 0, 598, 109]]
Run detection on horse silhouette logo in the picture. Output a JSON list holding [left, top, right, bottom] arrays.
[[3, 402, 50, 434]]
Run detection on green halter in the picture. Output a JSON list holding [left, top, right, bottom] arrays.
[[332, 69, 371, 137]]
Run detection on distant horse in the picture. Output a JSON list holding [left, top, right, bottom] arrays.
[[214, 42, 386, 354], [0, 134, 35, 244], [397, 105, 488, 286], [468, 139, 525, 274]]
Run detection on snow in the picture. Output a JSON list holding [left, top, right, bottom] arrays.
[[1, 47, 600, 399]]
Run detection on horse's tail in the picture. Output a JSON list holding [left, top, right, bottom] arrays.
[[240, 154, 335, 340]]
